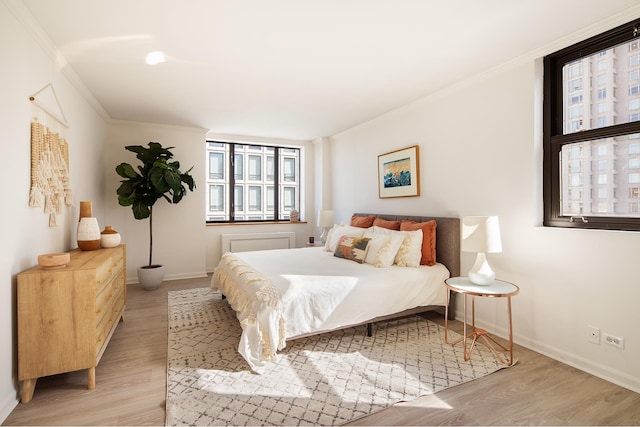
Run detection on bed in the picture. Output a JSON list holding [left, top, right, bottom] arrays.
[[211, 213, 460, 373]]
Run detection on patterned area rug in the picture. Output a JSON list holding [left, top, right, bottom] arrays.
[[166, 287, 505, 426]]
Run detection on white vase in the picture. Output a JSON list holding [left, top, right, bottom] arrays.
[[138, 265, 165, 291], [77, 217, 101, 251], [100, 226, 121, 248]]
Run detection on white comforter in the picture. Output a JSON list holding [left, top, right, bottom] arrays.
[[212, 247, 449, 373]]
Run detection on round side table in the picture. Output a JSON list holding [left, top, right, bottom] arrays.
[[444, 277, 519, 366]]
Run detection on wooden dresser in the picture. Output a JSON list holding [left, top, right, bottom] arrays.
[[17, 245, 126, 403]]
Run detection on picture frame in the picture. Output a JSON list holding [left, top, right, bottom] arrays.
[[378, 145, 420, 198]]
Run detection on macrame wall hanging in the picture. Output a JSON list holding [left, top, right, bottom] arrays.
[[28, 84, 73, 227]]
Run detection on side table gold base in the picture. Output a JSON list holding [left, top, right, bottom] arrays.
[[446, 326, 516, 366], [444, 278, 519, 367]]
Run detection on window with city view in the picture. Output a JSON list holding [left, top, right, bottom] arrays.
[[544, 19, 640, 231], [206, 141, 301, 222]]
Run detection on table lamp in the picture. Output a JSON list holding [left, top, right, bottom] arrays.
[[461, 216, 502, 285], [318, 210, 334, 243]]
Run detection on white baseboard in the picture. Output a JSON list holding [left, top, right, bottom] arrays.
[[518, 335, 640, 394], [126, 271, 208, 285], [0, 393, 18, 425], [453, 310, 640, 394]]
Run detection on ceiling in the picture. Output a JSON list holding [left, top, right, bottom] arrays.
[[21, 0, 640, 141]]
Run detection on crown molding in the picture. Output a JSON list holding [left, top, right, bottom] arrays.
[[3, 0, 111, 123]]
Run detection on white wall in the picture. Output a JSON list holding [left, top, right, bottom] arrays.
[[105, 121, 209, 282], [1, 0, 109, 420], [330, 59, 640, 392]]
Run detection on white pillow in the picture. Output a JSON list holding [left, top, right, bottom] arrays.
[[325, 224, 365, 252], [395, 229, 423, 267], [363, 229, 405, 267], [367, 226, 423, 267]]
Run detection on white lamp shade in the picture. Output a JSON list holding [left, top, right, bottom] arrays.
[[461, 216, 502, 253], [318, 210, 335, 227]]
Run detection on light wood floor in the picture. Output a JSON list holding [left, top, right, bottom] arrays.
[[4, 276, 640, 426]]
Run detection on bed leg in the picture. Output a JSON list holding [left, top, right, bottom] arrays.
[[367, 323, 372, 337]]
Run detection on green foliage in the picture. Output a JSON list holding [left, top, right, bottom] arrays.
[[115, 142, 196, 266], [116, 142, 196, 219]]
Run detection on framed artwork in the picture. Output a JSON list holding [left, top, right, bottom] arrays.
[[378, 145, 420, 198]]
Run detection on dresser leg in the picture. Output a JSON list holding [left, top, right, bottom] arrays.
[[88, 367, 96, 390], [21, 378, 37, 403]]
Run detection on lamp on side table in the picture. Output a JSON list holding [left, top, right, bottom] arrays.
[[461, 216, 502, 285], [318, 210, 334, 243]]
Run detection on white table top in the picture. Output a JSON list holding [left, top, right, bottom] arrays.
[[445, 276, 519, 297]]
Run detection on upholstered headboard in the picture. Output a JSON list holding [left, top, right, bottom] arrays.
[[352, 213, 460, 277]]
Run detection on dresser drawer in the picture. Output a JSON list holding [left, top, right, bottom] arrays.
[[95, 284, 115, 322], [112, 285, 125, 317], [95, 306, 115, 354], [96, 248, 125, 295]]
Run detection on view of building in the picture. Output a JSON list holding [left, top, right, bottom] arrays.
[[562, 39, 640, 217]]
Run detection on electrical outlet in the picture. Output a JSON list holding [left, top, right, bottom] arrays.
[[588, 326, 600, 344], [603, 332, 624, 349]]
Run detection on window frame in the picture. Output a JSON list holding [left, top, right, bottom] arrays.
[[543, 18, 640, 231], [205, 141, 301, 224]]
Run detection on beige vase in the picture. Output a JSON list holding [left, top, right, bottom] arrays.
[[100, 226, 121, 248], [77, 201, 100, 251]]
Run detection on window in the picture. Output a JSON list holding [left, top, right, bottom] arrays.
[[597, 59, 607, 72], [568, 62, 583, 77], [568, 78, 583, 92], [597, 173, 607, 185], [568, 105, 583, 118], [597, 88, 607, 99], [205, 141, 301, 222], [569, 94, 583, 104], [544, 19, 640, 230]]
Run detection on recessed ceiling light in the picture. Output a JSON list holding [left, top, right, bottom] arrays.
[[145, 51, 166, 65]]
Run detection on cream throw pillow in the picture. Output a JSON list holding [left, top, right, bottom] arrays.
[[363, 228, 405, 267], [366, 226, 423, 267]]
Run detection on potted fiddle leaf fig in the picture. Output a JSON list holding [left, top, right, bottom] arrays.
[[116, 142, 195, 290]]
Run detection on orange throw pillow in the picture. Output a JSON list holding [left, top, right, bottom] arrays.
[[373, 217, 401, 230], [400, 220, 436, 266], [350, 215, 376, 228]]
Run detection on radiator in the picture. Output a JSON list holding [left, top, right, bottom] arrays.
[[221, 232, 296, 253]]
